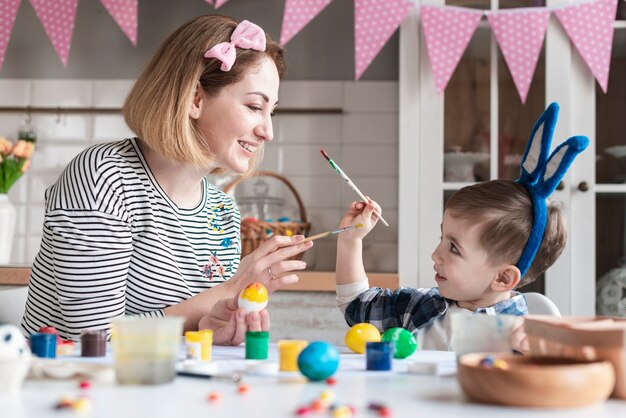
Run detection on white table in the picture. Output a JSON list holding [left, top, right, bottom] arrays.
[[4, 345, 626, 418]]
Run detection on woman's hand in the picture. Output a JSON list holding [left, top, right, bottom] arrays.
[[229, 234, 313, 294], [198, 295, 270, 346], [338, 197, 381, 241]]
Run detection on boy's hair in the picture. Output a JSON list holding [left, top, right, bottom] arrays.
[[123, 14, 285, 176], [445, 180, 566, 287]]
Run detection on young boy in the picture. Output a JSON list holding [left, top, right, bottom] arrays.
[[334, 103, 587, 351]]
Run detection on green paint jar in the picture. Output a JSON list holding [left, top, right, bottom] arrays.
[[245, 331, 269, 360]]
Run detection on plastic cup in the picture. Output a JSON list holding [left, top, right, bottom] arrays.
[[184, 330, 213, 361], [245, 331, 269, 360], [111, 317, 184, 385], [366, 341, 394, 371], [278, 340, 308, 371], [450, 312, 520, 356]]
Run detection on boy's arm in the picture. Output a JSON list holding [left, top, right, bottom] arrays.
[[335, 197, 381, 286]]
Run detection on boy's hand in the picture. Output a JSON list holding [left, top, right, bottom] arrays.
[[511, 317, 530, 354], [338, 196, 381, 241]]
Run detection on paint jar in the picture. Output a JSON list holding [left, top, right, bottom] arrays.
[[81, 329, 107, 357], [245, 331, 269, 360], [366, 341, 394, 371], [278, 340, 308, 371], [30, 333, 57, 358], [111, 316, 184, 385], [184, 330, 213, 361]]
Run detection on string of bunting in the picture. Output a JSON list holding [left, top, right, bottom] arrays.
[[0, 0, 622, 100]]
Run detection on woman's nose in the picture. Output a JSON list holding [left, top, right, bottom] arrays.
[[256, 114, 274, 142]]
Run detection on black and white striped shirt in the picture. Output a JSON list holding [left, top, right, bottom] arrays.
[[21, 138, 241, 341]]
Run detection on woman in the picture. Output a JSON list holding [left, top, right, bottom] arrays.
[[21, 15, 313, 345]]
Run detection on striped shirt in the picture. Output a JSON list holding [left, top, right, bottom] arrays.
[[21, 138, 241, 341]]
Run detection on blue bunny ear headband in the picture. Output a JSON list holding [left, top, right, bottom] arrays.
[[516, 102, 589, 277]]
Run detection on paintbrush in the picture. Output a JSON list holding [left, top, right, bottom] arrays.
[[303, 224, 364, 242], [319, 149, 390, 227]]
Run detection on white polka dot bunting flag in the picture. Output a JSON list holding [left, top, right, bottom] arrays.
[[214, 0, 230, 9], [354, 0, 415, 80], [29, 0, 78, 67], [280, 0, 334, 46], [0, 0, 21, 70], [421, 5, 483, 95], [99, 0, 138, 46], [486, 8, 550, 103], [554, 0, 617, 93]]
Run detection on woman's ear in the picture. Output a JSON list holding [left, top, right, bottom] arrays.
[[492, 265, 521, 292], [189, 83, 203, 120]]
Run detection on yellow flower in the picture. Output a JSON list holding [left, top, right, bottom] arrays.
[[11, 140, 35, 159], [0, 137, 13, 155]]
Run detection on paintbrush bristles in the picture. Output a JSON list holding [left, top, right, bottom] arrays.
[[320, 148, 331, 161]]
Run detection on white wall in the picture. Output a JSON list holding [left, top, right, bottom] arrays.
[[0, 79, 399, 272]]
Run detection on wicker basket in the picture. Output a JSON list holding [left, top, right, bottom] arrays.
[[223, 171, 311, 260]]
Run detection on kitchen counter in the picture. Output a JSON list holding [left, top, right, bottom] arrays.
[[0, 266, 398, 291]]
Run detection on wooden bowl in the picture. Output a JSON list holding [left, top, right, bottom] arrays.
[[457, 353, 616, 408]]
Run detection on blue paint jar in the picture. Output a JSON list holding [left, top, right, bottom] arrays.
[[30, 332, 57, 358], [366, 341, 393, 371]]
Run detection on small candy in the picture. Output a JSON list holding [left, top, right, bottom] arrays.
[[207, 391, 222, 403], [493, 359, 509, 370], [238, 282, 269, 313], [378, 406, 392, 417], [73, 398, 92, 414], [295, 406, 311, 416], [54, 397, 74, 410], [325, 377, 337, 386], [368, 402, 385, 411], [332, 405, 353, 418], [309, 399, 326, 412], [237, 383, 250, 394], [78, 380, 91, 390], [479, 355, 495, 368], [319, 389, 335, 404]]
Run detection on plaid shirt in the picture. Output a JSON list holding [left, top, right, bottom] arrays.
[[344, 287, 528, 332]]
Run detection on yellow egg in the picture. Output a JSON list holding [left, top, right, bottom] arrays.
[[345, 323, 381, 354], [238, 282, 269, 313]]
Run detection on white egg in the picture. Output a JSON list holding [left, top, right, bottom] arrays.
[[0, 323, 30, 359], [237, 296, 268, 313]]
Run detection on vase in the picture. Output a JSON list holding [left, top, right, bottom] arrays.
[[0, 194, 16, 264]]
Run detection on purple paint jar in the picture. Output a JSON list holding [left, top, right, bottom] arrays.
[[81, 329, 107, 357]]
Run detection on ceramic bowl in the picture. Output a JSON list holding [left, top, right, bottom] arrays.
[[457, 353, 615, 408]]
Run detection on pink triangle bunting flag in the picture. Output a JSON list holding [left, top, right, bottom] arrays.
[[486, 8, 550, 103], [354, 0, 415, 80], [280, 0, 334, 46], [555, 0, 617, 92], [29, 0, 78, 67], [0, 0, 21, 70], [214, 0, 230, 8], [205, 0, 213, 5], [99, 0, 138, 46], [421, 6, 483, 95]]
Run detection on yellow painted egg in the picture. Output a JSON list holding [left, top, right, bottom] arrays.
[[344, 323, 381, 354], [238, 282, 269, 313]]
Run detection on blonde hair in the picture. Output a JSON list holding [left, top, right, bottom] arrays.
[[445, 180, 567, 287], [123, 14, 285, 176]]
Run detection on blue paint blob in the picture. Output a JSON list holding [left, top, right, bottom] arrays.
[[297, 341, 339, 381]]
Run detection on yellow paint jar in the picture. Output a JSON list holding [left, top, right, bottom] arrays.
[[278, 340, 308, 372], [185, 330, 213, 362]]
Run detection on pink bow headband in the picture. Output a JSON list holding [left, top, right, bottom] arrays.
[[204, 20, 266, 72]]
